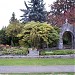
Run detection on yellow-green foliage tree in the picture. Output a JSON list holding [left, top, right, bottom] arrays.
[[18, 21, 59, 48]]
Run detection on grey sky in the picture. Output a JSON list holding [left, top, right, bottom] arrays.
[[0, 0, 56, 29]]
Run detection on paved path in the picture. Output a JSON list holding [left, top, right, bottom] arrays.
[[0, 65, 75, 73]]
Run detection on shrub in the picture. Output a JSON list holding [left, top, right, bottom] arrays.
[[0, 44, 5, 51], [2, 47, 28, 55], [39, 50, 46, 55], [39, 50, 75, 55]]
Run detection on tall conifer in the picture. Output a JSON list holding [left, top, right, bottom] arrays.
[[21, 0, 47, 23]]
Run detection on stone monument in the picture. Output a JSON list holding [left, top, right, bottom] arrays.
[[27, 48, 39, 56], [58, 19, 75, 49]]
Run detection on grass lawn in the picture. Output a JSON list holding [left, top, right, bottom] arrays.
[[0, 58, 74, 66], [0, 73, 75, 75]]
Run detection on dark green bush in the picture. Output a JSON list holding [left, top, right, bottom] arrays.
[[39, 50, 46, 55], [39, 50, 75, 55], [52, 50, 74, 55]]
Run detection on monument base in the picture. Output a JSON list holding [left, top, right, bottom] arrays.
[[27, 48, 39, 56]]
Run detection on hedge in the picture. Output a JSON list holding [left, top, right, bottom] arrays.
[[39, 49, 75, 55]]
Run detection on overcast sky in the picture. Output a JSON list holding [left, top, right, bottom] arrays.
[[0, 0, 56, 29]]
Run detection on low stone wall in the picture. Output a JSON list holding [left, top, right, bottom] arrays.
[[0, 54, 74, 58]]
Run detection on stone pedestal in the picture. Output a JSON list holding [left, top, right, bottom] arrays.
[[58, 42, 63, 49], [27, 48, 39, 56]]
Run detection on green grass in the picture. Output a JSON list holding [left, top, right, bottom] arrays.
[[0, 73, 75, 75], [0, 58, 74, 66]]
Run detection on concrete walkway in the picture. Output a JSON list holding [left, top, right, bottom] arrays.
[[0, 65, 75, 73]]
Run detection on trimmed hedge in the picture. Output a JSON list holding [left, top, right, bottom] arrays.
[[1, 47, 28, 55], [39, 50, 75, 55], [0, 47, 75, 55]]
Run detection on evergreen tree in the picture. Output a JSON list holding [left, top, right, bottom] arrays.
[[9, 12, 19, 23], [0, 27, 9, 45], [20, 0, 47, 23], [48, 0, 75, 26], [7, 12, 21, 46]]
